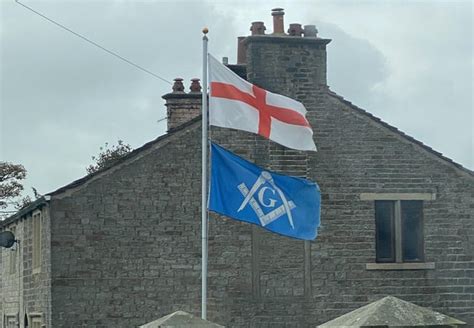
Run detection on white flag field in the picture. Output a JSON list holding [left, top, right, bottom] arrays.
[[208, 55, 317, 151]]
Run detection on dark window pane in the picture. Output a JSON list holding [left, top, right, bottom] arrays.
[[401, 200, 423, 261], [375, 201, 395, 262]]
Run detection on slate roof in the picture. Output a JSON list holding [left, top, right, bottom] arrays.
[[138, 311, 224, 328], [318, 295, 466, 327]]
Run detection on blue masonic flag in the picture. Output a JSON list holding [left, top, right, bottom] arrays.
[[209, 143, 321, 240]]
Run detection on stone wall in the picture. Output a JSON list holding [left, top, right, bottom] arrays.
[[0, 206, 52, 327], [288, 90, 473, 326], [211, 32, 474, 326], [46, 105, 474, 328], [49, 126, 204, 327]]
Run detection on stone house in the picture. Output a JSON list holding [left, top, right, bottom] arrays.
[[1, 8, 473, 328]]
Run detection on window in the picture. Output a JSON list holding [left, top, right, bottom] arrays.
[[9, 226, 17, 275], [6, 314, 17, 328], [29, 314, 43, 328], [32, 211, 42, 271], [375, 200, 424, 263]]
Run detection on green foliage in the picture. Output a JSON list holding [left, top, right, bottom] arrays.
[[87, 140, 133, 174]]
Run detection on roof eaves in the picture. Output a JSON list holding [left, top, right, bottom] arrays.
[[326, 89, 474, 179], [0, 196, 50, 228]]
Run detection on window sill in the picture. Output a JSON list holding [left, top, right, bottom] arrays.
[[366, 262, 435, 270]]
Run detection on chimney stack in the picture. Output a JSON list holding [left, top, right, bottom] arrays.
[[242, 8, 331, 94], [163, 78, 202, 131], [271, 8, 285, 35]]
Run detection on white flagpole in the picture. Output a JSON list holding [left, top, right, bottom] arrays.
[[201, 27, 209, 320]]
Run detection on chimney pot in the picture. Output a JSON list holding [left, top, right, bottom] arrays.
[[250, 21, 266, 35], [288, 23, 303, 37], [172, 78, 185, 93], [271, 8, 285, 35], [222, 57, 229, 65], [303, 25, 318, 38], [189, 78, 201, 93]]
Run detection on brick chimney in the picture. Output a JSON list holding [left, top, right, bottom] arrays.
[[242, 8, 331, 95], [162, 78, 202, 131]]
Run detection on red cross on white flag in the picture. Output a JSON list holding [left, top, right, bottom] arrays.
[[208, 55, 317, 151]]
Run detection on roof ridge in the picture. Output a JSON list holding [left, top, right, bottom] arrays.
[[326, 89, 474, 179]]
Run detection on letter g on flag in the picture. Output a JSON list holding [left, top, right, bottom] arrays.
[[258, 187, 277, 208], [237, 171, 296, 229]]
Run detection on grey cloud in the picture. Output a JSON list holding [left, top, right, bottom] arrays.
[[319, 21, 389, 110]]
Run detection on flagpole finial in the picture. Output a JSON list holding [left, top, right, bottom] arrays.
[[202, 27, 209, 34]]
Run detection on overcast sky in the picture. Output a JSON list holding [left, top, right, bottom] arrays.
[[1, 0, 473, 202]]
